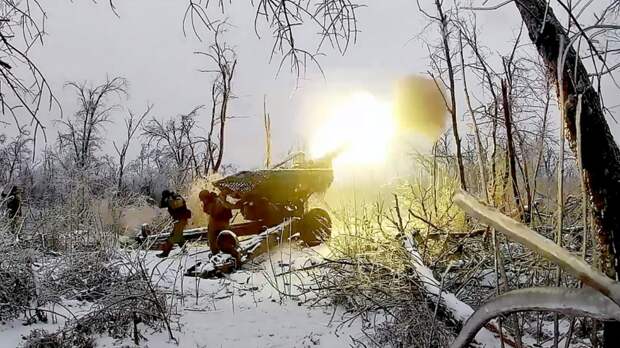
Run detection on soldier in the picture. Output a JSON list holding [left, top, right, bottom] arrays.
[[199, 190, 240, 258], [157, 190, 192, 258], [2, 186, 21, 235]]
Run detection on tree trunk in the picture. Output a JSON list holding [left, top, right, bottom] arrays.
[[460, 31, 488, 201], [264, 95, 272, 168], [501, 79, 523, 219], [512, 0, 620, 345], [117, 161, 124, 193], [435, 0, 467, 190]]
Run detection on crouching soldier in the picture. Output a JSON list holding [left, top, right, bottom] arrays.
[[199, 190, 241, 265], [157, 190, 192, 258]]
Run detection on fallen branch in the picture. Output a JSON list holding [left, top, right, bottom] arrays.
[[453, 189, 620, 348], [454, 189, 620, 305], [401, 236, 515, 348], [451, 287, 620, 348]]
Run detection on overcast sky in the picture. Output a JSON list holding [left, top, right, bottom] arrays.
[[5, 0, 617, 170]]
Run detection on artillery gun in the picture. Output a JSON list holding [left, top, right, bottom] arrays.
[[137, 149, 341, 276], [213, 150, 336, 246]]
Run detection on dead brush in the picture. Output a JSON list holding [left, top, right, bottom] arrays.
[[27, 177, 157, 253], [18, 183, 176, 345], [298, 204, 456, 347], [28, 184, 117, 253], [38, 249, 128, 303], [21, 328, 95, 348], [23, 249, 174, 346], [0, 232, 38, 322]]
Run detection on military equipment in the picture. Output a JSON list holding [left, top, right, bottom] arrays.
[[137, 150, 342, 276]]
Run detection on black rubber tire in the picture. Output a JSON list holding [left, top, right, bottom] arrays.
[[299, 208, 332, 247], [216, 230, 242, 266], [217, 230, 240, 254]]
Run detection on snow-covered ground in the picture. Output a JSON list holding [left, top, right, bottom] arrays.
[[1, 242, 361, 348], [100, 245, 361, 348], [0, 298, 95, 346], [0, 245, 361, 348], [1, 236, 592, 347]]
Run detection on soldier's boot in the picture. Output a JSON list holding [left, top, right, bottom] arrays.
[[156, 241, 173, 258]]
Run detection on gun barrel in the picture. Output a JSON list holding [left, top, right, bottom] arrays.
[[309, 143, 349, 168]]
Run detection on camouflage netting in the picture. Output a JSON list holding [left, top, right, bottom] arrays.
[[214, 168, 334, 203]]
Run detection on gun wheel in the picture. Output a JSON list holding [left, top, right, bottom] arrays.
[[300, 208, 332, 247]]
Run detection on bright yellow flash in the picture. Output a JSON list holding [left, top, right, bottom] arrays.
[[310, 92, 396, 168]]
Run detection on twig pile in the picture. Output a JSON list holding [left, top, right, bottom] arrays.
[[0, 234, 37, 321], [298, 230, 456, 347], [22, 250, 174, 347]]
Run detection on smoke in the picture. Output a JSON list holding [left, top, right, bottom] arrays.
[[119, 205, 159, 233], [111, 176, 225, 233], [184, 175, 224, 228], [96, 198, 159, 236], [393, 75, 449, 142]]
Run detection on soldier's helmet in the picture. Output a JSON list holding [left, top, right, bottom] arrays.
[[160, 190, 172, 208], [198, 190, 212, 201], [198, 190, 217, 202]]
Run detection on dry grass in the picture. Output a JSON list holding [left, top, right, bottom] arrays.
[[295, 194, 459, 347]]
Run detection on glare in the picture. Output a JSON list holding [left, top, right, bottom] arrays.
[[309, 92, 396, 168]]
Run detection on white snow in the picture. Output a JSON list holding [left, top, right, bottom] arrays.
[[0, 299, 92, 345], [97, 245, 362, 347], [1, 236, 593, 348], [4, 227, 592, 348], [0, 242, 361, 348]]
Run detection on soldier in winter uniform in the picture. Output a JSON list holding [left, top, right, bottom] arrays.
[[2, 186, 21, 235], [199, 190, 241, 264], [157, 190, 192, 258]]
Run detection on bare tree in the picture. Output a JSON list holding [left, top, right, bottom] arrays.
[[184, 0, 360, 78], [500, 0, 620, 281], [196, 25, 236, 173], [458, 0, 620, 345], [263, 95, 272, 168], [501, 79, 524, 219], [459, 30, 487, 200], [58, 77, 128, 170], [0, 1, 59, 134], [142, 106, 207, 185], [0, 126, 32, 184], [113, 104, 152, 192], [419, 0, 468, 190]]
